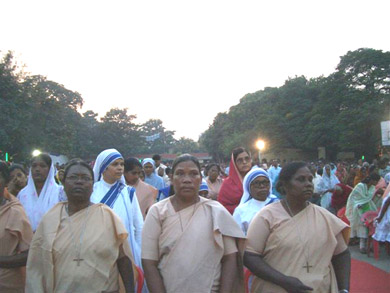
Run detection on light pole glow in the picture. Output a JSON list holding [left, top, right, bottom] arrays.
[[32, 149, 42, 157], [256, 140, 265, 151], [256, 139, 266, 165]]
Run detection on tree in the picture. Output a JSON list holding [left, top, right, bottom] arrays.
[[334, 48, 390, 159], [172, 137, 201, 154], [337, 48, 390, 95], [140, 119, 176, 154], [0, 51, 29, 160], [0, 51, 190, 162], [98, 108, 143, 156], [72, 111, 100, 159], [202, 48, 390, 161]]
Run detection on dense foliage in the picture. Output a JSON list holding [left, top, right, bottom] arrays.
[[200, 48, 390, 161], [2, 48, 389, 163], [0, 51, 202, 162]]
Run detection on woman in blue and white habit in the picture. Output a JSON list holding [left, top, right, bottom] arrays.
[[233, 167, 279, 235], [91, 149, 143, 268]]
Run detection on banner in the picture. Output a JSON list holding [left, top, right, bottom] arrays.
[[381, 121, 390, 146], [145, 133, 161, 142]]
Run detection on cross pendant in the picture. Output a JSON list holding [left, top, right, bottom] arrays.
[[303, 261, 312, 273], [73, 257, 84, 266]]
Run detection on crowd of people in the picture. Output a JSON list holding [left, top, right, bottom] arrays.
[[0, 147, 389, 292]]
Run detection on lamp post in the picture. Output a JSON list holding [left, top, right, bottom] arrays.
[[256, 140, 265, 165]]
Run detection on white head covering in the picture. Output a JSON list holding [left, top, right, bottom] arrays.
[[141, 158, 166, 191], [240, 167, 272, 204], [17, 160, 62, 231], [234, 167, 278, 235], [92, 149, 125, 184], [322, 164, 340, 188], [91, 149, 143, 269], [142, 158, 155, 169], [199, 179, 209, 192]]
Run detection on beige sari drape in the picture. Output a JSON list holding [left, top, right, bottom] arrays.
[[0, 190, 33, 292], [134, 179, 158, 219], [26, 203, 137, 293], [246, 202, 350, 293], [142, 197, 245, 293]]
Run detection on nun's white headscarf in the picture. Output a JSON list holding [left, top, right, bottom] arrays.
[[142, 158, 155, 169], [93, 149, 125, 184], [240, 167, 272, 204]]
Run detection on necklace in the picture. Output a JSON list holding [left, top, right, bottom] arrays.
[[284, 199, 312, 273], [66, 204, 91, 266], [177, 200, 198, 232]]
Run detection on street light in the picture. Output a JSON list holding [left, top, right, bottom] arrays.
[[32, 149, 42, 157], [256, 140, 265, 165]]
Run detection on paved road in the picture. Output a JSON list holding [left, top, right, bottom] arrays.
[[349, 242, 390, 273]]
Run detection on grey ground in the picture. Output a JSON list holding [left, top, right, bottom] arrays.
[[349, 242, 390, 273]]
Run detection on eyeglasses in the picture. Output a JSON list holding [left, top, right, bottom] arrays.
[[66, 175, 93, 182], [251, 180, 270, 188], [236, 156, 251, 165]]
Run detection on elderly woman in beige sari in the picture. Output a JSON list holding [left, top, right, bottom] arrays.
[[142, 154, 245, 293], [244, 162, 351, 293], [26, 159, 137, 293]]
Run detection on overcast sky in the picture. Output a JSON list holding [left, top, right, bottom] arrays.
[[2, 0, 390, 140]]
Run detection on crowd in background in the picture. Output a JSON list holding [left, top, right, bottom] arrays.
[[1, 148, 390, 292]]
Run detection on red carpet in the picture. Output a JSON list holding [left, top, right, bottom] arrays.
[[351, 259, 389, 293]]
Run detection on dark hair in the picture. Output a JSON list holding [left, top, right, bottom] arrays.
[[165, 167, 172, 175], [368, 164, 377, 174], [124, 157, 142, 172], [172, 154, 201, 174], [168, 184, 175, 196], [0, 161, 10, 184], [232, 147, 250, 162], [152, 154, 161, 161], [361, 173, 380, 184], [63, 159, 94, 183], [317, 167, 323, 176], [380, 158, 389, 164], [31, 153, 52, 167], [276, 161, 307, 195], [205, 163, 221, 176], [9, 164, 27, 175]]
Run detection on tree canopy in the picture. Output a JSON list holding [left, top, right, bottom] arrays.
[[2, 48, 389, 163], [0, 51, 202, 163], [200, 48, 390, 161]]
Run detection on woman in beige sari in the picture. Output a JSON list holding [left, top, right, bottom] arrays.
[[124, 157, 158, 219], [244, 162, 351, 293], [26, 159, 137, 293], [0, 162, 33, 293], [142, 154, 245, 293]]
